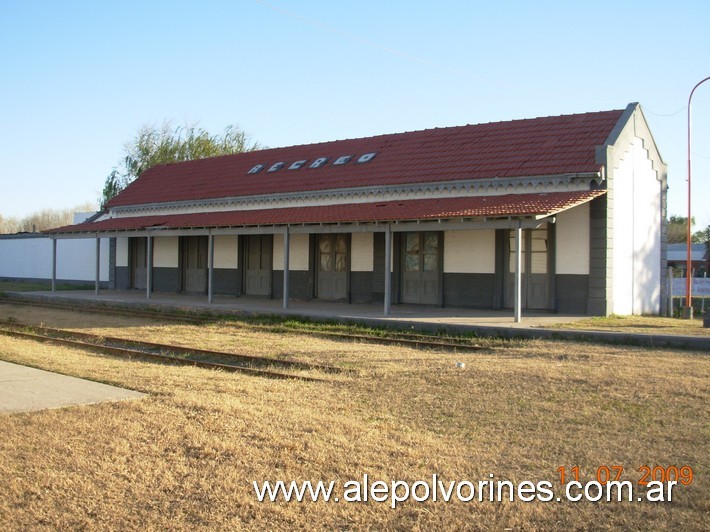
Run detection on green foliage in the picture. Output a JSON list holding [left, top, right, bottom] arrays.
[[667, 215, 709, 245], [692, 226, 709, 245], [100, 169, 122, 209], [667, 215, 695, 244], [100, 122, 261, 208]]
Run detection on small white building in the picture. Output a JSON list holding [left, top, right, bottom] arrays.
[[49, 103, 668, 316]]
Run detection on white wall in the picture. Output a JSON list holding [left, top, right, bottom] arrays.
[[213, 235, 238, 269], [273, 233, 309, 271], [154, 236, 179, 268], [443, 230, 495, 273], [612, 137, 661, 315], [556, 203, 590, 275], [116, 237, 128, 267], [0, 236, 109, 282], [351, 233, 373, 272]]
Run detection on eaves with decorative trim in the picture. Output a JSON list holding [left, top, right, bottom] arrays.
[[51, 191, 606, 236], [110, 172, 604, 219]]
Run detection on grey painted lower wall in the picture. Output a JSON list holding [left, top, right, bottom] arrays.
[[110, 264, 591, 315], [116, 267, 130, 290], [272, 271, 310, 300], [109, 238, 116, 289], [443, 273, 496, 308], [555, 274, 589, 314], [587, 194, 612, 316], [370, 233, 386, 304], [153, 267, 180, 293], [117, 267, 236, 295], [213, 268, 238, 295], [351, 272, 373, 303]]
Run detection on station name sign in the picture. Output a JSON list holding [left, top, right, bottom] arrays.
[[247, 152, 377, 175]]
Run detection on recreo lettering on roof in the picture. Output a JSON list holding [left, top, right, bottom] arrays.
[[248, 152, 377, 175]]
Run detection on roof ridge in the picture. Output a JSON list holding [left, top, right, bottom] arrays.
[[150, 106, 628, 169], [269, 106, 627, 149]]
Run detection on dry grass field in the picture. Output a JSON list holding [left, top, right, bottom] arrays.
[[544, 314, 710, 337], [0, 303, 708, 530]]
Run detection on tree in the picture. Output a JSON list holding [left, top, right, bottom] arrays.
[[695, 225, 710, 259], [667, 215, 696, 244], [100, 122, 261, 208], [692, 225, 709, 245], [0, 214, 18, 234], [668, 216, 710, 265], [0, 202, 97, 234]]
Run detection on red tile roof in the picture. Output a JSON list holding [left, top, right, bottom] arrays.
[[55, 191, 605, 234], [107, 109, 624, 208]]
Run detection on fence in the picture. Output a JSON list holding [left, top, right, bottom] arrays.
[[668, 270, 709, 316]]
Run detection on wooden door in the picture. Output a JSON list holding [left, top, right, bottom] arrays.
[[244, 235, 272, 296], [182, 236, 208, 293], [317, 234, 348, 300], [401, 232, 440, 305], [130, 237, 147, 290], [505, 227, 550, 309]]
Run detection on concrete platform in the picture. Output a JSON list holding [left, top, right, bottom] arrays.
[[3, 290, 709, 350], [5, 289, 585, 328], [0, 360, 145, 415]]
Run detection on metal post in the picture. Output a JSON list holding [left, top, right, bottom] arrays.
[[208, 233, 214, 303], [51, 237, 57, 292], [514, 223, 522, 323], [685, 76, 710, 319], [283, 226, 290, 310], [146, 235, 153, 300], [384, 224, 392, 316], [95, 236, 101, 295]]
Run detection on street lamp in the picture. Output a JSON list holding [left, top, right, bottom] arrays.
[[684, 76, 710, 319]]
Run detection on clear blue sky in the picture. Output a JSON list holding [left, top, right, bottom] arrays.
[[1, 0, 708, 229]]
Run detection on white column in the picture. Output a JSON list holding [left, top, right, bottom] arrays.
[[95, 236, 101, 295], [146, 235, 153, 300], [283, 226, 290, 309], [514, 223, 522, 323], [208, 233, 215, 303], [51, 237, 57, 292], [384, 224, 392, 316]]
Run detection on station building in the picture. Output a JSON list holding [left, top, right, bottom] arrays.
[[50, 103, 668, 317]]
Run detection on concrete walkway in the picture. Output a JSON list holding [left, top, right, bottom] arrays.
[[0, 360, 145, 415], [3, 290, 709, 350], [5, 290, 586, 328]]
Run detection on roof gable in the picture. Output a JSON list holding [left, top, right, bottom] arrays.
[[107, 108, 625, 208]]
